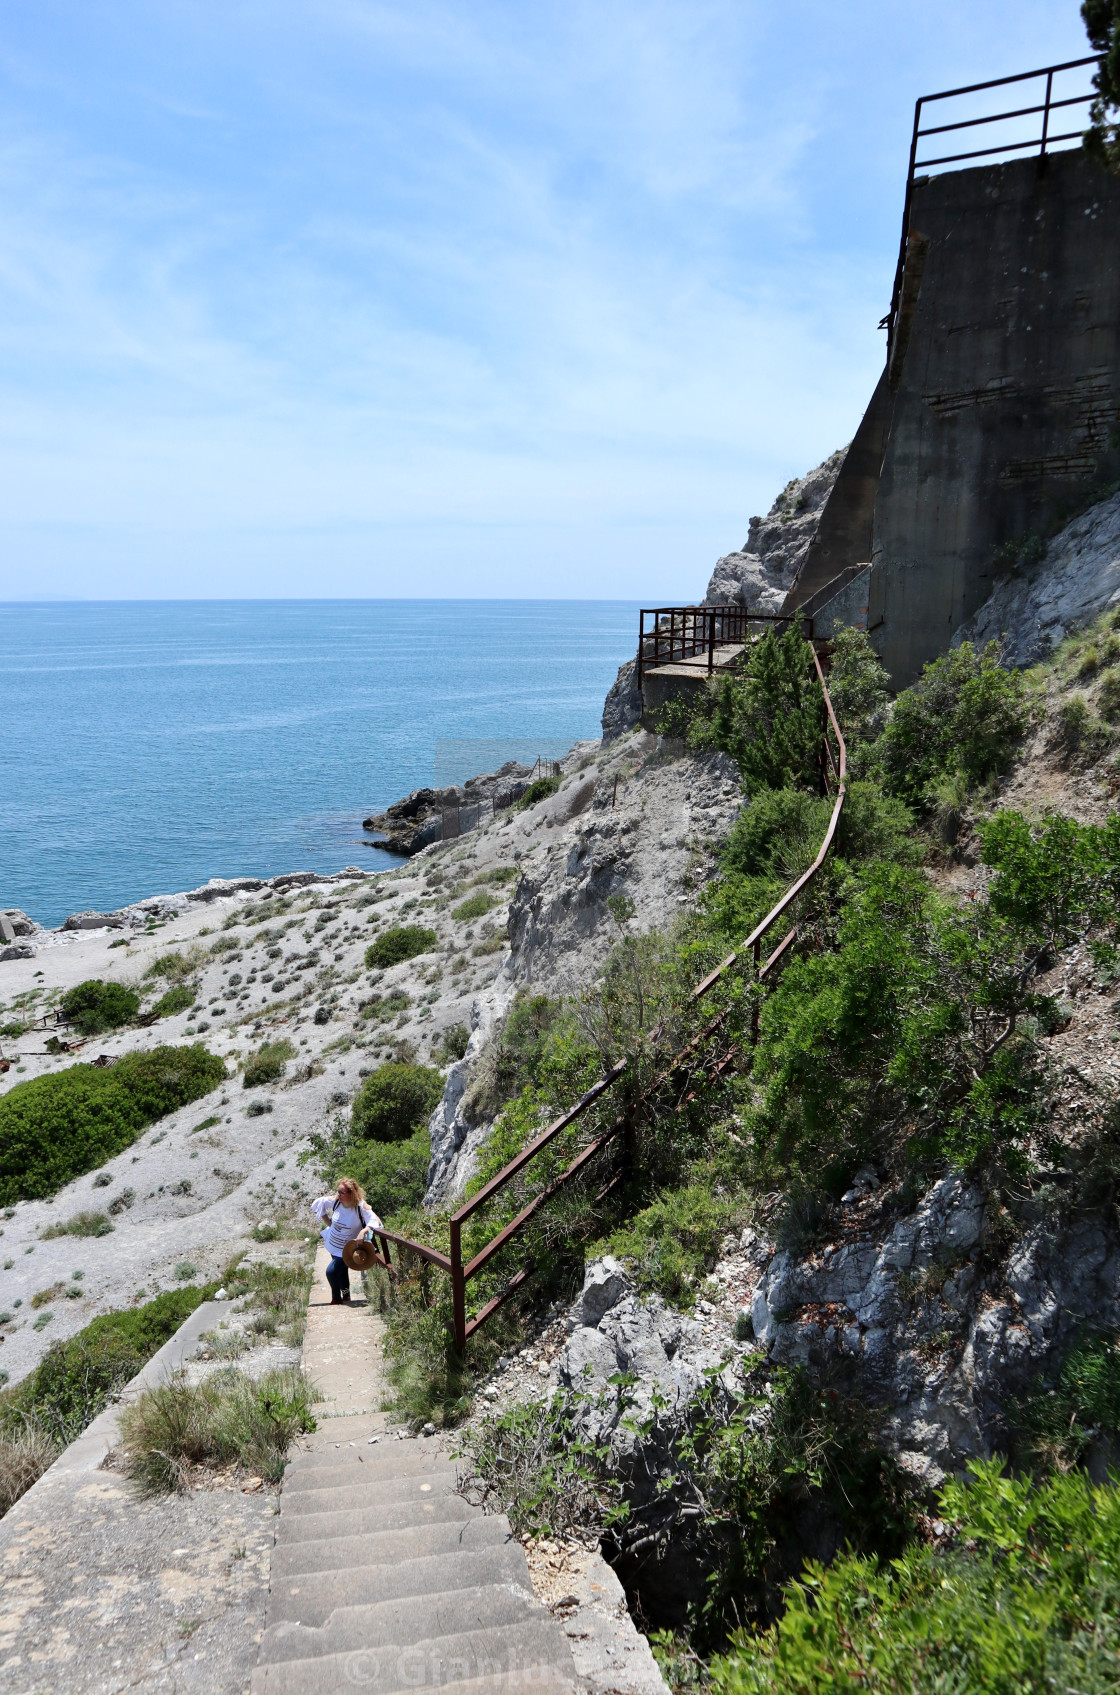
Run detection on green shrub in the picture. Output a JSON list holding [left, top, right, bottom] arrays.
[[655, 694, 699, 740], [143, 946, 206, 983], [709, 1461, 1120, 1695], [1100, 665, 1120, 722], [59, 979, 140, 1036], [693, 629, 824, 791], [676, 1364, 917, 1647], [342, 1125, 431, 1217], [452, 891, 499, 922], [0, 1285, 215, 1448], [461, 992, 566, 1123], [980, 809, 1120, 948], [1012, 1332, 1120, 1469], [365, 926, 438, 969], [301, 1111, 431, 1219], [0, 1045, 226, 1203], [515, 775, 562, 810], [357, 990, 411, 1024], [351, 1063, 443, 1142], [879, 640, 1028, 803], [241, 1039, 294, 1089], [119, 1367, 316, 1491], [825, 625, 891, 752], [150, 984, 196, 1019], [40, 1210, 114, 1240], [722, 782, 915, 883], [608, 1186, 738, 1308], [745, 858, 1059, 1184], [434, 1023, 470, 1063]]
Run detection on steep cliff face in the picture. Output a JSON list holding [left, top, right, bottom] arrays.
[[954, 489, 1120, 666], [702, 448, 845, 612]]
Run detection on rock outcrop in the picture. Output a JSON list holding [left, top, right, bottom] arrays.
[[363, 763, 537, 857], [504, 739, 741, 995], [601, 659, 642, 745], [703, 448, 845, 612], [954, 490, 1120, 665]]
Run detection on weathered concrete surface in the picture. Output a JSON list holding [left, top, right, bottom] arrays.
[[785, 370, 893, 616], [0, 1297, 276, 1695], [870, 148, 1120, 687]]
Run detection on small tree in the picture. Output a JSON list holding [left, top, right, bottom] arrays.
[[1084, 1, 1120, 170]]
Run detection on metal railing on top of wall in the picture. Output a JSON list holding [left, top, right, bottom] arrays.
[[364, 644, 846, 1355], [885, 55, 1103, 361]]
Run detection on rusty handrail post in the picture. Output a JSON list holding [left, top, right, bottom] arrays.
[[750, 938, 762, 1045], [450, 1216, 467, 1357], [708, 607, 716, 675]]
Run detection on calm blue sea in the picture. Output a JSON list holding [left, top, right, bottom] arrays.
[[1, 601, 638, 928]]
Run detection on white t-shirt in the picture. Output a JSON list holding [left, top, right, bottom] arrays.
[[311, 1196, 381, 1258]]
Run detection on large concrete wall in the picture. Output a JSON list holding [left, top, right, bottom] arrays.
[[871, 147, 1120, 687]]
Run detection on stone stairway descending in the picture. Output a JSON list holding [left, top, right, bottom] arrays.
[[252, 1247, 578, 1695]]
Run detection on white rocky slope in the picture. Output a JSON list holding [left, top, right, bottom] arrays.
[[0, 729, 739, 1385], [954, 488, 1120, 664]]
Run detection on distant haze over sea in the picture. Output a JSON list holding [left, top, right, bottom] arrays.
[[1, 600, 637, 928]]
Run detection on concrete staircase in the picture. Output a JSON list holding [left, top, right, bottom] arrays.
[[251, 1439, 577, 1694]]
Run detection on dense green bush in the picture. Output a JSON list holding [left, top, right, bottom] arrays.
[[452, 890, 499, 921], [878, 640, 1028, 804], [302, 1111, 432, 1221], [241, 1038, 293, 1088], [515, 775, 562, 810], [59, 978, 140, 1036], [0, 1045, 226, 1203], [607, 1186, 738, 1307], [365, 925, 438, 969], [709, 1462, 1120, 1695], [694, 629, 824, 791], [351, 1062, 443, 1142], [981, 809, 1120, 948], [149, 983, 196, 1019], [0, 1285, 215, 1445], [745, 858, 1061, 1185]]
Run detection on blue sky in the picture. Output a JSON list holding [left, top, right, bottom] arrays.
[[0, 1, 1096, 601]]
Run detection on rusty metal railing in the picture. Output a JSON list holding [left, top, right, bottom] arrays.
[[886, 55, 1101, 362], [636, 605, 800, 685], [378, 644, 845, 1355]]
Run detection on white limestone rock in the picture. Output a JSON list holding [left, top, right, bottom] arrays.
[[703, 448, 845, 609], [954, 489, 1120, 665]]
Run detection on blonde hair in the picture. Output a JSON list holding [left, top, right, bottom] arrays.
[[336, 1178, 364, 1207]]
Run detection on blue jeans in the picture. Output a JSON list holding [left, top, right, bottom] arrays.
[[326, 1255, 350, 1299]]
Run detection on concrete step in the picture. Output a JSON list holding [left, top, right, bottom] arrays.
[[281, 1474, 460, 1519], [285, 1442, 446, 1482], [251, 1618, 576, 1695], [283, 1458, 457, 1496], [260, 1581, 544, 1663], [277, 1495, 474, 1545], [282, 1469, 457, 1515], [271, 1544, 530, 1628], [273, 1516, 512, 1581]]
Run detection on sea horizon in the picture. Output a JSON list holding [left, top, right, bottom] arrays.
[[2, 598, 639, 928]]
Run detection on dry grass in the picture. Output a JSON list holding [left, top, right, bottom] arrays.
[[0, 1421, 58, 1516], [118, 1367, 317, 1492]]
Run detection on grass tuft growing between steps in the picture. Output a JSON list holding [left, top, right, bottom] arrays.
[[119, 1367, 318, 1491]]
